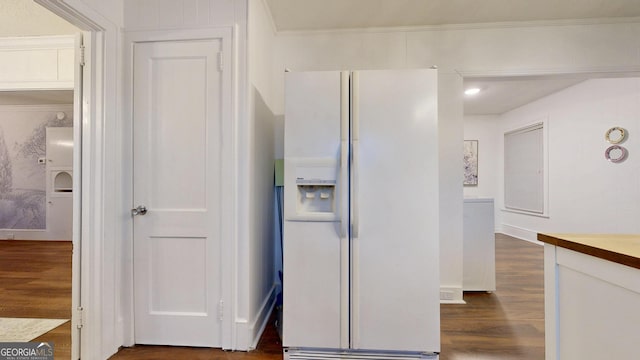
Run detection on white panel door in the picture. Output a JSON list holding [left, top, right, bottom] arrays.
[[133, 39, 223, 347], [351, 70, 440, 352]]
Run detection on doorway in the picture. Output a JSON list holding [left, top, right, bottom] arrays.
[[0, 2, 80, 358]]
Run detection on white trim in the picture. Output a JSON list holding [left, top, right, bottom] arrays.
[[124, 26, 237, 351], [0, 82, 75, 91], [543, 244, 559, 360], [121, 27, 135, 349], [222, 25, 238, 351], [497, 227, 543, 245], [501, 208, 550, 218], [227, 21, 241, 352], [0, 104, 73, 111], [125, 28, 234, 42], [233, 0, 249, 350], [80, 29, 104, 360], [35, 1, 121, 359], [257, 0, 279, 34], [234, 286, 276, 350], [503, 118, 549, 217], [0, 35, 74, 49], [458, 66, 640, 79], [70, 31, 83, 360], [234, 319, 250, 352], [275, 16, 640, 36], [234, 286, 277, 351], [439, 286, 465, 304]]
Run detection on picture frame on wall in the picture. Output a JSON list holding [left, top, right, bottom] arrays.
[[464, 140, 478, 186]]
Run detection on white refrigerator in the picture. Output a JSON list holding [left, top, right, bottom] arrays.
[[283, 70, 440, 360]]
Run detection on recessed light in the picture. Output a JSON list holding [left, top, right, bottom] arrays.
[[464, 88, 481, 96]]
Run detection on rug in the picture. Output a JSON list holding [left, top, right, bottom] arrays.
[[0, 318, 69, 342]]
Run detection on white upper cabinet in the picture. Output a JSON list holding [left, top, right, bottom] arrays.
[[0, 35, 75, 90]]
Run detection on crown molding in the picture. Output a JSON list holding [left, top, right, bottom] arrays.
[[275, 16, 640, 36]]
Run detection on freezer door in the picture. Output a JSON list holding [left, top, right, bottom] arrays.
[[283, 71, 349, 348], [350, 70, 440, 352]]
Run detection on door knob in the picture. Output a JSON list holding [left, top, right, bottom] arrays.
[[132, 205, 147, 216]]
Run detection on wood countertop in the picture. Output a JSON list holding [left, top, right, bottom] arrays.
[[538, 233, 640, 270]]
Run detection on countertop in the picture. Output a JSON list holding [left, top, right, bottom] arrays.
[[538, 233, 640, 270]]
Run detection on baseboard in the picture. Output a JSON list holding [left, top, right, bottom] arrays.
[[500, 224, 543, 245], [440, 286, 465, 304], [235, 284, 277, 350]]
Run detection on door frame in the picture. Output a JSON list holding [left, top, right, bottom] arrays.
[[35, 1, 119, 359], [124, 27, 236, 349]]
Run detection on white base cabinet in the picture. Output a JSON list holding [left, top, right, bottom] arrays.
[[462, 198, 496, 292], [540, 234, 640, 360]]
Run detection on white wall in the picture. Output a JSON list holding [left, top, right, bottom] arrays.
[[496, 77, 640, 240], [273, 19, 640, 303], [437, 73, 464, 301], [0, 104, 73, 240], [463, 115, 500, 201], [245, 0, 277, 349]]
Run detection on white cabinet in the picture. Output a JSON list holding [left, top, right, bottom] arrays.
[[540, 234, 640, 360], [463, 198, 496, 291], [46, 127, 73, 240], [0, 36, 74, 90]]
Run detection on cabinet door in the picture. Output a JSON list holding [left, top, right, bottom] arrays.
[[46, 127, 73, 167], [463, 199, 496, 291]]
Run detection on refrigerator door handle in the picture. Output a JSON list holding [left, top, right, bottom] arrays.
[[340, 71, 349, 238], [340, 141, 349, 237], [352, 140, 360, 238], [351, 71, 360, 238]]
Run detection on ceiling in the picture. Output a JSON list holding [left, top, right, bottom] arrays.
[[463, 77, 587, 115], [0, 0, 77, 37], [265, 0, 640, 32], [266, 0, 640, 114]]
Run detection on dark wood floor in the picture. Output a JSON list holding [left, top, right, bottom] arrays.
[[440, 233, 544, 359], [0, 234, 544, 360], [0, 240, 72, 360], [111, 234, 544, 360]]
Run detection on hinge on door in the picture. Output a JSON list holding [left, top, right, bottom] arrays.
[[217, 52, 223, 71], [218, 300, 224, 321], [75, 307, 84, 329], [79, 44, 86, 67]]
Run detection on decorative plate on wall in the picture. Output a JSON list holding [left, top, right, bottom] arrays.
[[605, 126, 626, 144], [605, 145, 627, 163]]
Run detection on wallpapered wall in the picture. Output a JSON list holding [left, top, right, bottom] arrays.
[[0, 104, 72, 230]]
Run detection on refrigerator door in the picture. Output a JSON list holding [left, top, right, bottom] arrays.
[[350, 70, 440, 352], [283, 71, 349, 349]]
